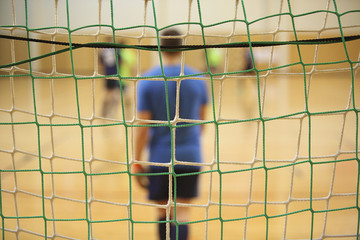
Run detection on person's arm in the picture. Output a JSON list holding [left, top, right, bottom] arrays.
[[200, 81, 208, 132], [134, 111, 151, 162], [132, 110, 152, 188], [199, 104, 207, 132]]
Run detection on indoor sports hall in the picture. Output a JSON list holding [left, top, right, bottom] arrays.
[[0, 0, 359, 239]]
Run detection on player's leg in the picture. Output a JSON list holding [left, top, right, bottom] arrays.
[[102, 79, 121, 117], [149, 168, 199, 240], [148, 169, 170, 240], [156, 200, 168, 240], [110, 79, 121, 114], [170, 198, 191, 240], [157, 199, 191, 240], [170, 169, 200, 240]]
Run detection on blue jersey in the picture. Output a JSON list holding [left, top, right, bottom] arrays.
[[137, 65, 208, 170]]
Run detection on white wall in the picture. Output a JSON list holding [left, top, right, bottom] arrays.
[[1, 0, 359, 35]]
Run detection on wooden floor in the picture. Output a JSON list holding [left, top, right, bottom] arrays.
[[0, 71, 359, 239]]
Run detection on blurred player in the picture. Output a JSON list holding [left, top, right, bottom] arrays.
[[240, 48, 256, 118], [243, 48, 254, 73], [207, 48, 222, 74], [99, 37, 123, 117], [133, 29, 208, 240], [100, 38, 136, 118]]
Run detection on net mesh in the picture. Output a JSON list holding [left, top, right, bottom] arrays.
[[0, 0, 359, 239]]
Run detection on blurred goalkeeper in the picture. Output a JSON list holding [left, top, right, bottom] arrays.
[[133, 29, 208, 240]]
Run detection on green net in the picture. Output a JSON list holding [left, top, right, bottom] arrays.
[[0, 0, 359, 239]]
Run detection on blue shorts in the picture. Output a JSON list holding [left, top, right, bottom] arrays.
[[148, 168, 200, 201]]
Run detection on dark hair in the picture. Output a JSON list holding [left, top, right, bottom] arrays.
[[160, 29, 182, 53]]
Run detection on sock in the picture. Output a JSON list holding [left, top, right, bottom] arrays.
[[170, 223, 188, 240], [158, 217, 167, 240]]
